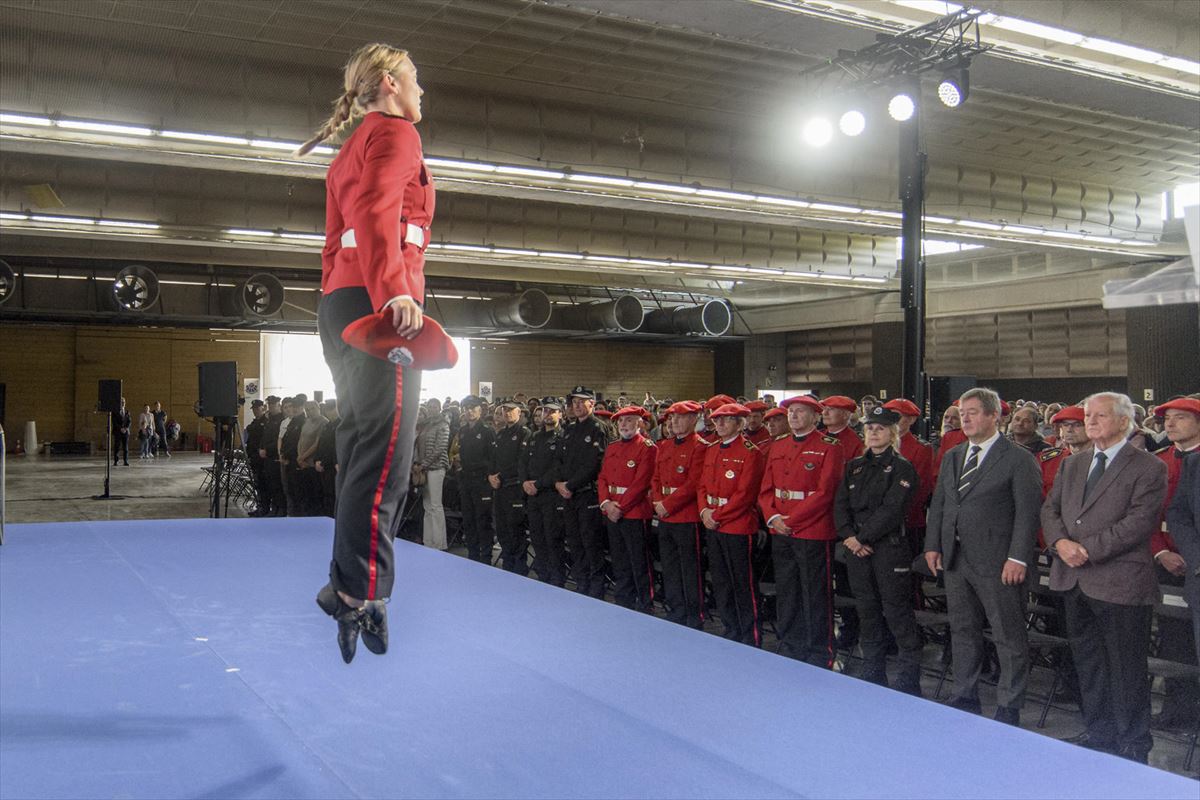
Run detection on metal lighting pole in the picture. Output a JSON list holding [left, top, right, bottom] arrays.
[[897, 103, 927, 433]]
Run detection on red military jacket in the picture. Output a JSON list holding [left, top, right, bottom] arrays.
[[1151, 444, 1199, 556], [598, 433, 656, 520], [759, 429, 845, 541], [899, 431, 934, 529], [1039, 447, 1071, 499], [933, 428, 967, 483], [697, 429, 721, 445], [651, 432, 704, 523], [745, 427, 772, 447], [697, 436, 766, 535], [826, 426, 864, 461], [322, 112, 436, 311]]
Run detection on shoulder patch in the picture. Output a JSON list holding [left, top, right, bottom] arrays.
[[643, 437, 655, 447], [743, 439, 758, 450], [823, 435, 840, 446], [1040, 448, 1062, 462]]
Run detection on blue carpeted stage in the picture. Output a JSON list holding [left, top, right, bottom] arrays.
[[0, 518, 1195, 799]]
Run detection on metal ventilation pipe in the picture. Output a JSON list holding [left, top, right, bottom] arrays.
[[481, 289, 552, 329], [223, 273, 285, 318], [641, 300, 732, 336], [553, 294, 644, 332], [0, 260, 14, 306], [108, 264, 160, 312]]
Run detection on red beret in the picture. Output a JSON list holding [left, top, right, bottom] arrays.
[[745, 400, 768, 413], [764, 407, 787, 421], [710, 403, 750, 419], [821, 395, 857, 411], [1000, 400, 1011, 416], [594, 409, 613, 419], [1156, 398, 1200, 418], [340, 313, 459, 371], [611, 406, 643, 420], [667, 400, 701, 415], [1051, 406, 1085, 424], [781, 395, 823, 412], [704, 394, 736, 412], [883, 399, 921, 417]]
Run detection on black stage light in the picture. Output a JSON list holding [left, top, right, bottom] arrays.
[[937, 68, 970, 108]]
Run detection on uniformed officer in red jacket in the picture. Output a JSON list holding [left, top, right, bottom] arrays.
[[1039, 406, 1087, 499], [698, 394, 735, 444], [600, 407, 658, 611], [763, 407, 789, 446], [744, 400, 772, 446], [301, 44, 434, 663], [698, 403, 767, 645], [759, 394, 847, 666], [652, 401, 707, 628], [821, 395, 865, 461], [884, 398, 934, 549]]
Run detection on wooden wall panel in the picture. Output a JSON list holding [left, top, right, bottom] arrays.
[[0, 325, 76, 446]]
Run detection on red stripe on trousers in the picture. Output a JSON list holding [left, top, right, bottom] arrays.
[[367, 365, 405, 600], [823, 540, 834, 668], [748, 536, 760, 647]]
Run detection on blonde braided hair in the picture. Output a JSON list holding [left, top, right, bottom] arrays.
[[296, 43, 410, 157]]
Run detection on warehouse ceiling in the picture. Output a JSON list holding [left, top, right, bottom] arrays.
[[0, 0, 1196, 335]]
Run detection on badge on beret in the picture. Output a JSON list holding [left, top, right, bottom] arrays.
[[627, 459, 636, 468], [883, 465, 892, 473], [725, 469, 736, 479], [584, 436, 592, 443], [511, 435, 518, 441], [804, 462, 815, 470], [676, 465, 685, 473]]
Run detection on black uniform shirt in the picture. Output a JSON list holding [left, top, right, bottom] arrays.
[[280, 414, 305, 461], [557, 415, 608, 493], [244, 416, 265, 458], [459, 420, 496, 478], [315, 418, 339, 469], [519, 426, 564, 492], [833, 446, 919, 545], [491, 422, 530, 486], [261, 411, 284, 459]]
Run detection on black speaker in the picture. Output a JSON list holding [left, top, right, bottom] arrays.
[[98, 379, 123, 414], [928, 375, 976, 423], [198, 361, 238, 418], [313, 390, 323, 403]]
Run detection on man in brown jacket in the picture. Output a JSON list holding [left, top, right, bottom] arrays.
[[1042, 391, 1168, 764]]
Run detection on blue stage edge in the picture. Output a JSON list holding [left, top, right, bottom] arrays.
[[0, 518, 1195, 799]]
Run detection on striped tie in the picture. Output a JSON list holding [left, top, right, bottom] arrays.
[[958, 445, 981, 495]]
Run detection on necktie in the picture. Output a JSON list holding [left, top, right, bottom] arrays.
[[1083, 452, 1108, 502], [958, 445, 981, 495]]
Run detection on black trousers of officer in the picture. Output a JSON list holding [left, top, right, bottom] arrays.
[[607, 516, 653, 611], [527, 491, 565, 586], [832, 558, 859, 646], [495, 484, 529, 574], [1156, 567, 1200, 723], [1063, 587, 1153, 755], [319, 467, 337, 518], [112, 431, 129, 465], [657, 520, 705, 629], [773, 536, 834, 667], [265, 458, 286, 516], [458, 474, 495, 564], [707, 530, 760, 646], [564, 488, 606, 598], [844, 535, 924, 692], [282, 461, 302, 516], [319, 287, 421, 602], [248, 455, 268, 514]]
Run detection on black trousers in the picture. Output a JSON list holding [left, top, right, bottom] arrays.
[[265, 459, 286, 517], [1156, 567, 1200, 719], [319, 287, 421, 602], [564, 489, 606, 598], [320, 468, 337, 518], [773, 536, 834, 667], [707, 530, 760, 646], [607, 517, 653, 611], [657, 520, 705, 629], [832, 558, 859, 644], [112, 432, 129, 464], [248, 456, 269, 514], [296, 467, 323, 516], [1063, 587, 1153, 753], [495, 484, 529, 574], [458, 474, 495, 564], [282, 461, 301, 516], [527, 491, 565, 586], [155, 428, 169, 454], [844, 535, 924, 690]]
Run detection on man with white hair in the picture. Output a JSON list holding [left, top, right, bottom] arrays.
[[1042, 392, 1168, 763]]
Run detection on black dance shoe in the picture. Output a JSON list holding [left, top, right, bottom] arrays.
[[360, 600, 389, 656], [316, 583, 363, 664]]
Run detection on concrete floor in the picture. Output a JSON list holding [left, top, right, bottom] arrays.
[[2, 450, 1198, 782]]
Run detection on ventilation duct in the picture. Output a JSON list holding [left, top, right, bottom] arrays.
[[224, 273, 285, 318], [0, 260, 13, 306], [641, 300, 732, 336], [108, 264, 159, 312], [551, 294, 644, 332], [479, 289, 552, 329]]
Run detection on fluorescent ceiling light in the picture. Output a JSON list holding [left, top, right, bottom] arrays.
[[633, 181, 699, 195], [162, 130, 251, 146], [989, 16, 1084, 46], [225, 228, 277, 237], [492, 247, 540, 257], [1041, 229, 1089, 240], [567, 174, 635, 187], [97, 219, 161, 230], [809, 202, 864, 213], [954, 219, 1004, 231], [1159, 56, 1200, 76], [494, 165, 566, 179], [1002, 224, 1045, 235], [755, 197, 811, 209], [249, 139, 300, 151], [441, 244, 494, 253], [628, 258, 674, 267], [696, 189, 759, 202], [0, 113, 51, 126], [0, 211, 30, 220], [1079, 37, 1165, 65], [865, 209, 903, 219], [279, 232, 325, 242], [924, 215, 955, 224], [538, 251, 586, 260], [57, 119, 152, 136], [31, 214, 94, 224]]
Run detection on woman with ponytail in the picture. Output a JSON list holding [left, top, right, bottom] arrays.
[[299, 43, 435, 663]]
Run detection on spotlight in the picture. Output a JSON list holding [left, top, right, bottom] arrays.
[[888, 93, 915, 122], [802, 117, 833, 147], [937, 68, 969, 108], [839, 110, 866, 137]]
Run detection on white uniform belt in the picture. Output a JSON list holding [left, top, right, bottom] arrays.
[[609, 486, 628, 495], [341, 224, 427, 251], [775, 489, 808, 501], [706, 495, 729, 507]]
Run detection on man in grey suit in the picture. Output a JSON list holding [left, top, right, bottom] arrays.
[[924, 387, 1042, 725], [1166, 453, 1200, 666], [1042, 392, 1168, 764]]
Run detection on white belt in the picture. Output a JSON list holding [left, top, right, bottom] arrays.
[[775, 489, 808, 501], [341, 224, 427, 250], [609, 486, 628, 495], [706, 495, 729, 507]]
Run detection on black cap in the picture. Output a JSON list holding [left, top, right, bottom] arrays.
[[567, 385, 595, 400], [540, 396, 563, 411], [461, 394, 484, 409], [251, 399, 265, 407], [498, 398, 522, 410], [266, 395, 281, 403], [866, 406, 901, 426]]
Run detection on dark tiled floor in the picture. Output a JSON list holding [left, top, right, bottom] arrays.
[[3, 451, 1198, 781]]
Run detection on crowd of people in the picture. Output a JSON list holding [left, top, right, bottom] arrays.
[[240, 384, 1199, 764], [108, 398, 178, 464]]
